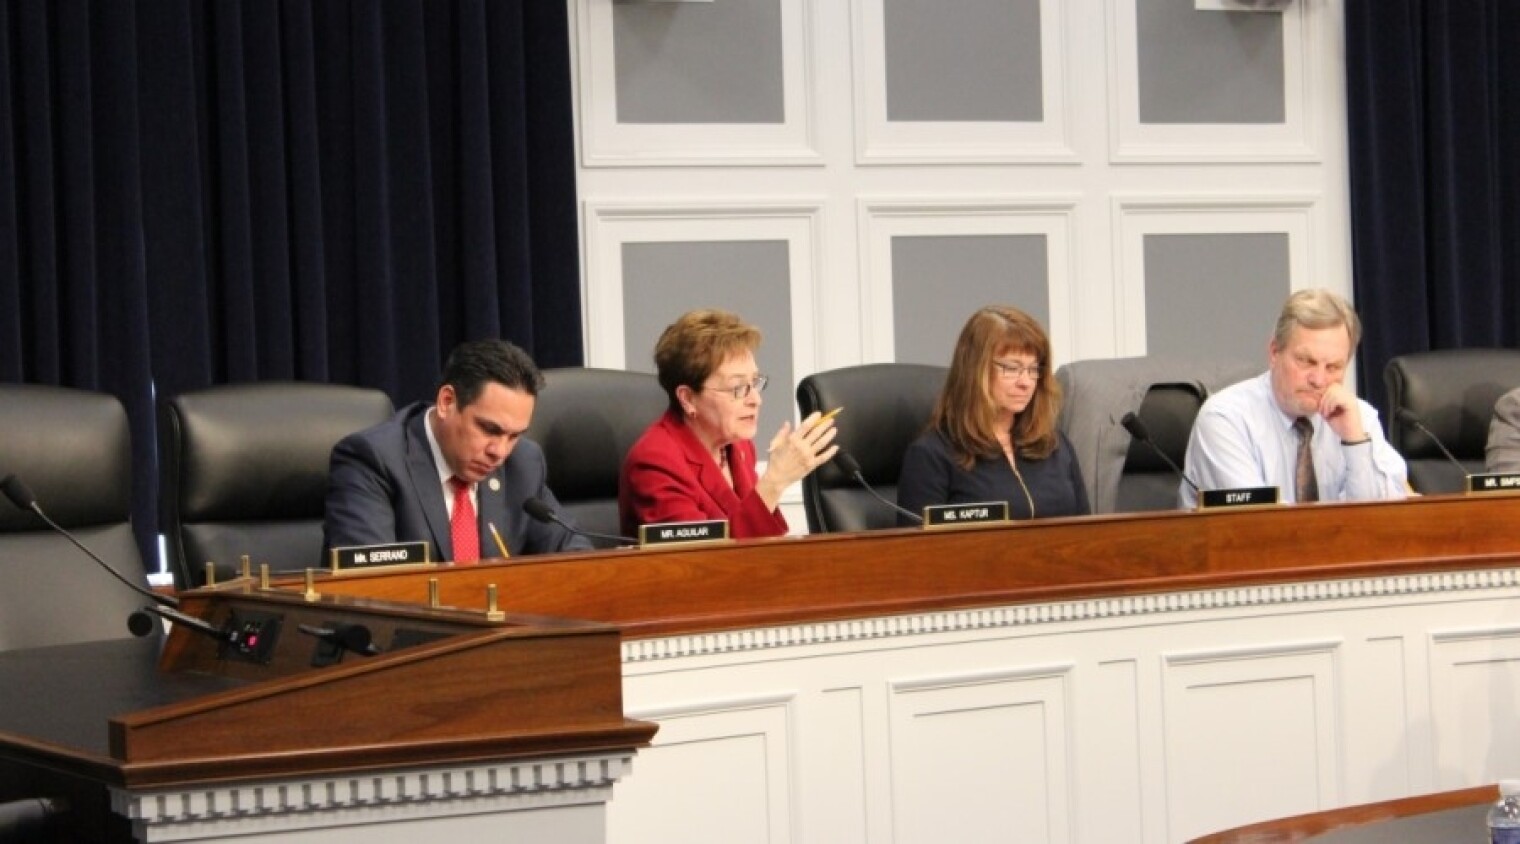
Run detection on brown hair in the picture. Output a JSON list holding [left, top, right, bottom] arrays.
[[929, 306, 1062, 467], [653, 309, 762, 412]]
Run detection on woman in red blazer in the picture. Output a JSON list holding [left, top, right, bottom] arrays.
[[619, 309, 838, 539]]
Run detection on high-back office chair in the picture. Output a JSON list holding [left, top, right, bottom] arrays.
[[1111, 383, 1206, 512], [795, 363, 947, 533], [159, 382, 394, 587], [1384, 349, 1520, 493], [0, 384, 151, 650], [1057, 356, 1258, 513], [527, 367, 666, 547]]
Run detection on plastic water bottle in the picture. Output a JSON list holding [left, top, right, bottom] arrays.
[[1489, 780, 1520, 843]]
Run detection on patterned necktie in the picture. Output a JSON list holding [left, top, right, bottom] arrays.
[[449, 477, 479, 564], [1293, 417, 1319, 503]]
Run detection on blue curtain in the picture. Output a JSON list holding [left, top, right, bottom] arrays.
[[1346, 0, 1520, 411], [0, 0, 583, 564]]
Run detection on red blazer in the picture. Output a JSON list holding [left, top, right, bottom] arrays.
[[619, 410, 789, 539]]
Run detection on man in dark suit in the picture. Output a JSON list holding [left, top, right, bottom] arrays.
[[324, 339, 592, 561]]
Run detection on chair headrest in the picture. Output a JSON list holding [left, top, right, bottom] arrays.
[[0, 384, 131, 532], [1384, 349, 1520, 457], [162, 382, 394, 521]]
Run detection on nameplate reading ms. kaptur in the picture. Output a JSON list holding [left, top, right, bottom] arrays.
[[923, 501, 1010, 528], [639, 519, 731, 547]]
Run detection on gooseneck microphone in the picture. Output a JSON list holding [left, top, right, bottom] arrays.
[[129, 603, 237, 645], [1120, 412, 1201, 494], [1394, 408, 1468, 476], [522, 497, 639, 546], [835, 451, 923, 525], [1, 473, 179, 609]]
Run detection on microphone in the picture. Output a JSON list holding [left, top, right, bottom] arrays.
[[1, 473, 179, 609], [129, 603, 238, 645], [522, 497, 638, 546], [1120, 412, 1201, 494], [835, 451, 923, 525], [1395, 408, 1468, 477], [298, 622, 380, 656]]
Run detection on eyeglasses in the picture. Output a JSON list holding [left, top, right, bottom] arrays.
[[703, 374, 769, 400], [992, 361, 1041, 381]]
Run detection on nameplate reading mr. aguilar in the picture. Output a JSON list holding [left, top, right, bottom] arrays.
[[639, 519, 730, 547], [923, 501, 1010, 528], [1468, 472, 1520, 494], [1198, 486, 1280, 509], [329, 541, 433, 573]]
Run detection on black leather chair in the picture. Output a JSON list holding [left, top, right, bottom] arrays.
[[159, 382, 394, 587], [1056, 355, 1258, 513], [1112, 383, 1206, 513], [795, 363, 947, 533], [1384, 349, 1520, 493], [0, 384, 151, 650], [527, 367, 667, 547]]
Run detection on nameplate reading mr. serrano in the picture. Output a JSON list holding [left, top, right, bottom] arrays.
[[329, 541, 433, 574], [923, 501, 1010, 528], [639, 519, 731, 547]]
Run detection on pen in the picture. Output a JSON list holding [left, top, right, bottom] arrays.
[[807, 406, 843, 431], [488, 522, 510, 558]]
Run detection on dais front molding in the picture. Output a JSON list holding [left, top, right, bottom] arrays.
[[623, 567, 1520, 663], [113, 751, 635, 834]]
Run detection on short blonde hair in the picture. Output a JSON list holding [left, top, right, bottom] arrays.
[[1273, 288, 1361, 350]]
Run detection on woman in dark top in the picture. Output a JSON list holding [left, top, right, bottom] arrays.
[[897, 306, 1089, 524]]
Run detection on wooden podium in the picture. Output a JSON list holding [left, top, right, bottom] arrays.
[[0, 585, 655, 843]]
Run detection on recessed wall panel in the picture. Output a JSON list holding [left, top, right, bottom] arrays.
[[891, 234, 1050, 366], [882, 0, 1042, 122], [1142, 233, 1287, 365], [1136, 0, 1284, 124], [613, 0, 785, 124], [621, 240, 794, 437]]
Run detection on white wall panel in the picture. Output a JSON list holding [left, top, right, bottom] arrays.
[[888, 666, 1074, 843], [1161, 640, 1342, 842], [614, 569, 1520, 843]]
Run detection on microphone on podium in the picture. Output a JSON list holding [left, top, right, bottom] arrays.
[[834, 451, 923, 525], [522, 497, 638, 546], [1, 473, 179, 610], [1394, 408, 1468, 477], [1119, 412, 1201, 494]]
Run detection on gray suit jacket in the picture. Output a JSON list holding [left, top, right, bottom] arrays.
[[1487, 387, 1520, 473], [323, 402, 592, 559]]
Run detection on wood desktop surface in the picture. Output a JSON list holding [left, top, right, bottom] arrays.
[[255, 493, 1520, 639], [1187, 784, 1497, 842]]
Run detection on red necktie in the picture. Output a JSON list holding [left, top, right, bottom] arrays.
[[449, 477, 479, 564]]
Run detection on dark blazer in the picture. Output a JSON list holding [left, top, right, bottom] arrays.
[[619, 409, 788, 539], [324, 402, 592, 559], [896, 429, 1090, 526]]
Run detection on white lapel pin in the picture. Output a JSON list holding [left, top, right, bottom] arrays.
[[489, 477, 501, 492]]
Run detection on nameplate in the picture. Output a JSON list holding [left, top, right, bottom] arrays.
[[1467, 473, 1520, 494], [639, 519, 731, 547], [1198, 487, 1280, 509], [328, 541, 434, 573], [923, 501, 1010, 528]]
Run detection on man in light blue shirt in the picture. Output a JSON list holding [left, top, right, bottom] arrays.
[[1180, 289, 1408, 508]]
